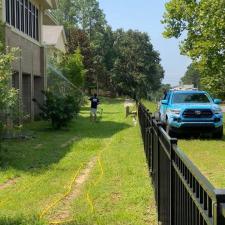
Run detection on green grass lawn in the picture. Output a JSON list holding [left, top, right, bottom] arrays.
[[141, 100, 158, 113], [143, 101, 225, 189], [0, 98, 156, 225], [179, 126, 225, 188]]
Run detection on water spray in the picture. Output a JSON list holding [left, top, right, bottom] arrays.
[[48, 64, 85, 95]]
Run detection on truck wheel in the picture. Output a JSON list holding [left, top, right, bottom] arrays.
[[154, 112, 160, 121], [166, 123, 176, 138], [213, 126, 224, 139]]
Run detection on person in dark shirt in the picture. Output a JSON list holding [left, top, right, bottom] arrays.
[[89, 93, 100, 121]]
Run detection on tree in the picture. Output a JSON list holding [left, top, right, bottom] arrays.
[[54, 0, 108, 93], [60, 48, 86, 88], [54, 0, 165, 97], [201, 74, 225, 99], [75, 0, 107, 38], [66, 28, 95, 92], [162, 0, 225, 97], [111, 29, 164, 99], [181, 63, 200, 88], [54, 0, 107, 39], [148, 83, 172, 102], [53, 0, 78, 31]]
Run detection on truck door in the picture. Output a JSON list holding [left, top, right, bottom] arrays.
[[160, 92, 171, 122]]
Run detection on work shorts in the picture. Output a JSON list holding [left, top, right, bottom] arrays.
[[90, 108, 97, 115]]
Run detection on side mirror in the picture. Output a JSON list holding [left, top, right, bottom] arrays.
[[161, 100, 168, 105], [214, 99, 222, 104]]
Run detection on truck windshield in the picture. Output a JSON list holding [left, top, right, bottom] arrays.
[[172, 93, 211, 104]]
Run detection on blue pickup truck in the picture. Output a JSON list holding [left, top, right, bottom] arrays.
[[159, 90, 224, 138]]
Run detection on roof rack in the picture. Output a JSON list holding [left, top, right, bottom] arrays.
[[170, 85, 198, 91]]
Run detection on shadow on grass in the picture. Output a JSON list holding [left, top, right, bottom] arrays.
[[0, 216, 94, 225], [177, 132, 225, 141], [0, 113, 130, 173], [0, 215, 45, 225]]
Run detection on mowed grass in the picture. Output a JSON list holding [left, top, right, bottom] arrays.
[[0, 98, 156, 225], [143, 101, 225, 189], [141, 100, 158, 113], [179, 124, 225, 188]]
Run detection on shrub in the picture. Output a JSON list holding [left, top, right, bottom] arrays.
[[0, 45, 20, 138], [33, 91, 81, 129]]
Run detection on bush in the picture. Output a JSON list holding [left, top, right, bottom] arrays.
[[33, 91, 81, 129], [0, 44, 21, 139]]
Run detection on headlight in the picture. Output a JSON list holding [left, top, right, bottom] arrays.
[[213, 108, 222, 114], [168, 109, 181, 115]]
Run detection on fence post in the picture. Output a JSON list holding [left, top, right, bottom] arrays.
[[145, 126, 152, 170], [150, 117, 154, 175], [214, 189, 225, 225], [149, 126, 153, 172], [170, 138, 177, 225], [219, 204, 225, 225], [148, 115, 154, 173], [156, 121, 162, 221], [144, 126, 148, 158]]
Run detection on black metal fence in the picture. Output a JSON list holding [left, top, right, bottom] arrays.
[[138, 103, 225, 225]]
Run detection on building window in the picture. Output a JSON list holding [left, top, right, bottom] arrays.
[[5, 0, 39, 41], [6, 0, 10, 23], [28, 2, 32, 37], [16, 0, 20, 29], [20, 0, 24, 32], [32, 5, 35, 38], [25, 0, 28, 35], [35, 8, 39, 41], [11, 0, 15, 26]]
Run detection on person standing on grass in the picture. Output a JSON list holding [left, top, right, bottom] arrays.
[[89, 93, 100, 121]]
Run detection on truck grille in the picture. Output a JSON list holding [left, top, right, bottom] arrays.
[[183, 109, 213, 118]]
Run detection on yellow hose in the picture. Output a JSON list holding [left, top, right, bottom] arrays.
[[41, 138, 110, 224], [48, 156, 104, 225], [39, 164, 83, 219]]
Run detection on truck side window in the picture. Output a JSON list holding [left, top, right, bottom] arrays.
[[166, 92, 171, 102], [163, 92, 167, 100]]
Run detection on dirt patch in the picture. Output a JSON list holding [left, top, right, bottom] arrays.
[[34, 144, 43, 149], [0, 178, 19, 190], [48, 157, 97, 222], [111, 192, 121, 204], [60, 136, 80, 148]]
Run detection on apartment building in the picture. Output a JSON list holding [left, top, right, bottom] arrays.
[[0, 0, 64, 119]]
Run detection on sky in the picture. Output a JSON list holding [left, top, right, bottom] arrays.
[[98, 0, 191, 86]]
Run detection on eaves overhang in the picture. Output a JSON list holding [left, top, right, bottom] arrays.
[[42, 0, 58, 9]]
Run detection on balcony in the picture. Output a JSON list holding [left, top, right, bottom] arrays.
[[44, 10, 59, 25]]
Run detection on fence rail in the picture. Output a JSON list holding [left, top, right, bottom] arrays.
[[138, 103, 225, 225]]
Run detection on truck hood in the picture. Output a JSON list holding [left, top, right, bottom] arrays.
[[171, 103, 221, 111]]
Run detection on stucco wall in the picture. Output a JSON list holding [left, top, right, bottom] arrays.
[[5, 26, 43, 76]]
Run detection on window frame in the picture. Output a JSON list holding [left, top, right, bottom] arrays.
[[6, 0, 10, 24], [5, 0, 40, 41]]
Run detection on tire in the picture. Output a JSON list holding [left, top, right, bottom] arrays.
[[166, 123, 176, 138], [213, 126, 224, 139], [154, 112, 160, 121]]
